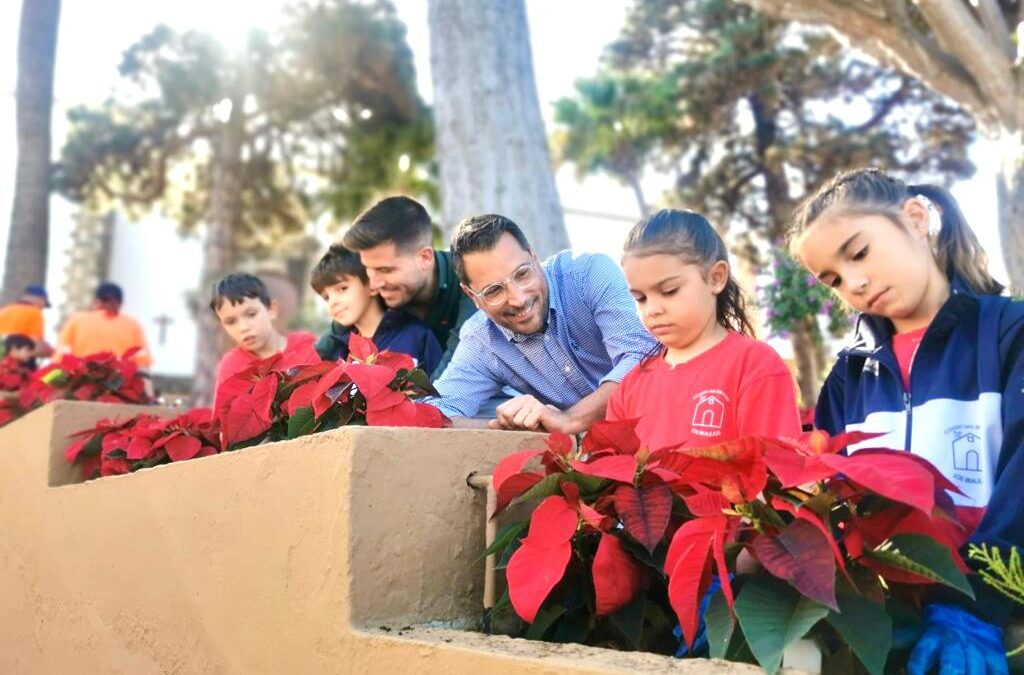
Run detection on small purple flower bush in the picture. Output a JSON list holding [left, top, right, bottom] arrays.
[[761, 252, 852, 339]]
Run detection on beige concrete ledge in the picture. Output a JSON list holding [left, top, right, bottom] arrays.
[[0, 401, 790, 674]]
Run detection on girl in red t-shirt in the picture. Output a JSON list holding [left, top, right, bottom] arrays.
[[606, 208, 801, 450]]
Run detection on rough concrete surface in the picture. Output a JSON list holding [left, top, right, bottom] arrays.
[[0, 401, 804, 674]]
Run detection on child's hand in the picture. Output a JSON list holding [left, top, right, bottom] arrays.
[[908, 604, 1007, 675]]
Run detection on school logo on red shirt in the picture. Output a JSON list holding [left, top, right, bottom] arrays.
[[691, 389, 729, 438]]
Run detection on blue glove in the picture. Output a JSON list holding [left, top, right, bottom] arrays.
[[908, 604, 1008, 675], [674, 575, 724, 658]]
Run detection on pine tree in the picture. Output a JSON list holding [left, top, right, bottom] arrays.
[[54, 0, 433, 404], [555, 0, 975, 402]]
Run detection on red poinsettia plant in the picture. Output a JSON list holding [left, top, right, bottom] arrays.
[[63, 335, 449, 481], [487, 419, 972, 674], [0, 350, 151, 427], [213, 333, 447, 450], [0, 356, 33, 392], [65, 407, 220, 480]]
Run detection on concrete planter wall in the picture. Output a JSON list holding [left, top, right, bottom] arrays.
[[0, 401, 806, 674]]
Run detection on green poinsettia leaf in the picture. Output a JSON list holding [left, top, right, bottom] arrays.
[[286, 405, 317, 439], [563, 470, 607, 496], [734, 576, 829, 675], [525, 604, 565, 640], [513, 473, 563, 506], [608, 591, 647, 649], [477, 520, 528, 562], [866, 533, 974, 598], [705, 590, 735, 659], [826, 592, 891, 675], [551, 607, 590, 643], [80, 434, 104, 457], [495, 535, 523, 570]]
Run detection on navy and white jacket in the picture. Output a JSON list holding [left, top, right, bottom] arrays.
[[816, 280, 1024, 623]]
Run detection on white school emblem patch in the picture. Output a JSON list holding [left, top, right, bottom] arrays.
[[848, 394, 1003, 508], [691, 389, 728, 438]]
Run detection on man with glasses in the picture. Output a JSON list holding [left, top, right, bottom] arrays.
[[431, 214, 659, 433], [342, 196, 477, 379]]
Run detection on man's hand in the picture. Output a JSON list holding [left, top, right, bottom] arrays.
[[488, 395, 578, 434]]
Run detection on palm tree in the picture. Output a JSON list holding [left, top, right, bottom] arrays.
[[3, 0, 61, 301], [3, 0, 62, 302]]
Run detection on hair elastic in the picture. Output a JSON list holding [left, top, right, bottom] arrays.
[[915, 195, 942, 236]]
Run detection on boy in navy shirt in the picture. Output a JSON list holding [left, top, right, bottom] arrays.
[[311, 244, 441, 374]]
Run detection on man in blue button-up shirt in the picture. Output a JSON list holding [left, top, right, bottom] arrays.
[[429, 214, 659, 434]]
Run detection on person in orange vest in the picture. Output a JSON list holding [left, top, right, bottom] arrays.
[[59, 282, 153, 368], [0, 285, 54, 358]]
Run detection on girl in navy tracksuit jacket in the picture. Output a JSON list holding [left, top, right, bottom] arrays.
[[790, 168, 1024, 675]]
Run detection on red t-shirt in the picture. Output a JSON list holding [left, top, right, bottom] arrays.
[[214, 331, 320, 393], [892, 326, 927, 391], [606, 331, 802, 450]]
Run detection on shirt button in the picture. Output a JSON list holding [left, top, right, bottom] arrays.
[[564, 365, 572, 373]]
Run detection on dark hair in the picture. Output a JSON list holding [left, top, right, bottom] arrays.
[[94, 282, 123, 303], [788, 167, 1004, 295], [310, 244, 369, 294], [209, 273, 272, 313], [342, 196, 432, 253], [450, 214, 533, 284], [623, 209, 755, 337], [4, 333, 34, 351]]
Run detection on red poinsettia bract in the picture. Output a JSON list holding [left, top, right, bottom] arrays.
[[65, 408, 220, 480], [0, 351, 152, 430], [0, 356, 33, 392], [62, 335, 448, 480], [213, 333, 447, 450], [491, 420, 972, 655]]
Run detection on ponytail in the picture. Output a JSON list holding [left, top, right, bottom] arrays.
[[907, 184, 1004, 295], [717, 277, 756, 338]]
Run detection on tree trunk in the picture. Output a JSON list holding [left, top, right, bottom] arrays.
[[427, 0, 570, 258], [996, 138, 1024, 296], [746, 90, 822, 404], [626, 172, 649, 217], [740, 0, 1023, 293], [789, 316, 822, 407], [190, 97, 244, 407], [809, 322, 828, 389], [3, 0, 62, 303]]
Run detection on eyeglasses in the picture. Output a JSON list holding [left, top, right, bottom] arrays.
[[466, 261, 538, 306]]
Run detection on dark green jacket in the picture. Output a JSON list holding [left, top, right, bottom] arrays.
[[425, 250, 477, 379]]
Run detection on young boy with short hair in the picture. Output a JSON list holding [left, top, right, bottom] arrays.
[[0, 334, 37, 391], [3, 334, 38, 370], [311, 244, 441, 374], [210, 273, 320, 395]]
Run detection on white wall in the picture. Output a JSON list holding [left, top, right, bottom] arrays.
[[104, 218, 202, 376]]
